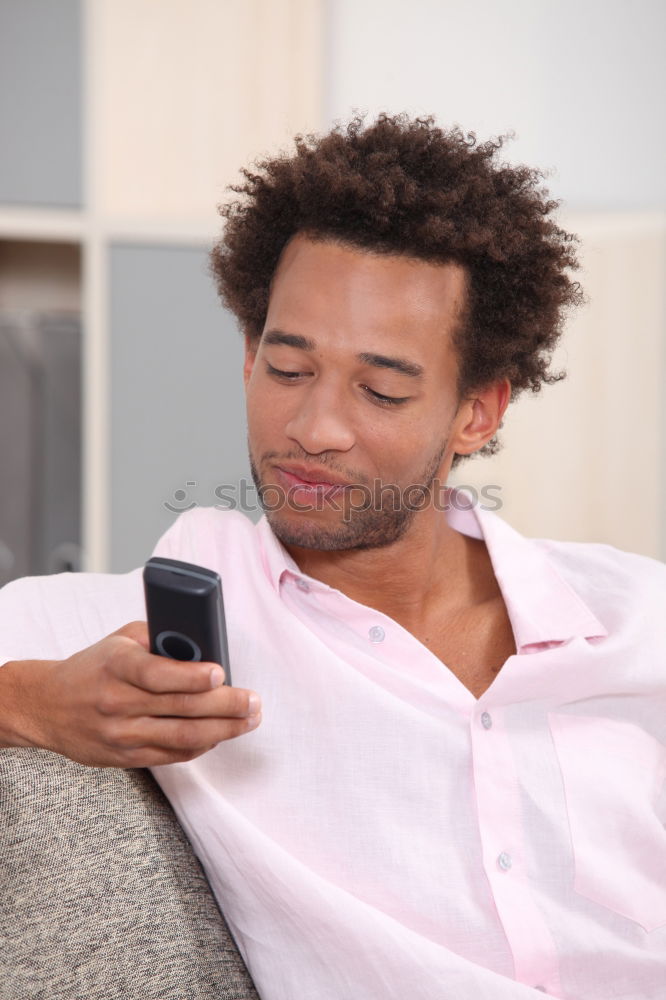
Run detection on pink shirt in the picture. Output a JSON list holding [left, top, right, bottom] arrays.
[[2, 497, 665, 999]]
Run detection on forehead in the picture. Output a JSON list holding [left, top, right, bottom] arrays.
[[264, 234, 468, 358]]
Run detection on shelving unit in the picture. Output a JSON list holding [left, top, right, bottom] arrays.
[[0, 0, 324, 575]]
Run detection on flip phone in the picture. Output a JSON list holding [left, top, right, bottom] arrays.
[[143, 557, 232, 685]]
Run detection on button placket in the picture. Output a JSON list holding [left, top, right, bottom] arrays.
[[470, 706, 561, 989]]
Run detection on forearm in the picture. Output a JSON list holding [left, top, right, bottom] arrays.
[[0, 659, 55, 749]]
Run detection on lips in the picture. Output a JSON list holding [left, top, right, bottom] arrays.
[[274, 464, 351, 491]]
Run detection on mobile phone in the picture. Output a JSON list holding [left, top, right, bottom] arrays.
[[143, 557, 232, 685]]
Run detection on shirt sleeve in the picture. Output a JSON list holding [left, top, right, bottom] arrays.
[[0, 568, 145, 668], [0, 511, 197, 669]]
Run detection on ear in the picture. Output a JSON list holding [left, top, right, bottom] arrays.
[[449, 378, 511, 457], [243, 333, 259, 389]]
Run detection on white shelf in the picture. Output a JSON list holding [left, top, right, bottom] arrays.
[[0, 206, 85, 243], [0, 207, 222, 248], [100, 219, 218, 247], [561, 209, 666, 238]]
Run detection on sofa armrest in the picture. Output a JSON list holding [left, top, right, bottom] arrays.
[[0, 748, 259, 1000]]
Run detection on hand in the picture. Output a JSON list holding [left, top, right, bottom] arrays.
[[7, 621, 261, 767]]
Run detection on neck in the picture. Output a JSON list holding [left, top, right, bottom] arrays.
[[282, 509, 498, 630]]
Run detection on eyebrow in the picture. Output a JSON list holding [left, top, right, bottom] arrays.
[[263, 331, 315, 351], [357, 352, 424, 379], [262, 330, 425, 379]]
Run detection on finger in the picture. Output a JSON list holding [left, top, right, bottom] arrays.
[[116, 713, 262, 755], [131, 685, 261, 720], [112, 642, 227, 693], [111, 620, 151, 651]]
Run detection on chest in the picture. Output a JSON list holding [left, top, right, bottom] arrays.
[[414, 598, 517, 699]]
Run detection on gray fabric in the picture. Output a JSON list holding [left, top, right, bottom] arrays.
[[0, 749, 260, 1000]]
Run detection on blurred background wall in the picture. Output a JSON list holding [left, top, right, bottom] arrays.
[[0, 0, 664, 579]]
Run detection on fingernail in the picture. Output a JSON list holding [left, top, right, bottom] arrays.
[[246, 712, 261, 730], [210, 666, 225, 688], [247, 692, 261, 715]]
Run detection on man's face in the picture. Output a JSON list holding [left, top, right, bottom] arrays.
[[243, 234, 471, 551]]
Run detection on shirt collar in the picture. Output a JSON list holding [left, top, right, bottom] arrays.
[[449, 496, 609, 648], [257, 514, 303, 591], [255, 489, 608, 650]]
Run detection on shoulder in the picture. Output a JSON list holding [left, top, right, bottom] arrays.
[[151, 507, 261, 575], [0, 568, 144, 662], [537, 536, 666, 620]]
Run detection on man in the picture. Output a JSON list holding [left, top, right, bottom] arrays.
[[1, 114, 665, 999]]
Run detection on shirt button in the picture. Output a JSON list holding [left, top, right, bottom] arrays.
[[295, 578, 310, 593], [497, 852, 512, 871], [368, 625, 385, 643], [480, 711, 493, 729]]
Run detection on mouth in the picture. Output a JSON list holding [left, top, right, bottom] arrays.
[[273, 463, 352, 494]]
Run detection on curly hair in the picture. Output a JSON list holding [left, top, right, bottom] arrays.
[[210, 113, 583, 463]]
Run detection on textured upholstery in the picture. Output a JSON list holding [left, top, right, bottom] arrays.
[[0, 749, 259, 1000]]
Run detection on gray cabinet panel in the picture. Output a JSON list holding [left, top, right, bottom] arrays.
[[0, 0, 82, 207], [109, 243, 251, 572], [0, 312, 81, 585]]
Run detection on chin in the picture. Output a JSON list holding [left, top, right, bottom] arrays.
[[265, 507, 415, 552]]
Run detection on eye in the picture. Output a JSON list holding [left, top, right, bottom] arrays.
[[265, 363, 306, 381], [361, 385, 410, 407]]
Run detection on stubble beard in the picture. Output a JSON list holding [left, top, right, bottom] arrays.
[[248, 442, 448, 552]]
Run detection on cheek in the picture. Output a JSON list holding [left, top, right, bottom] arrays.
[[364, 419, 449, 478], [245, 381, 290, 451], [244, 385, 265, 447], [360, 420, 421, 471]]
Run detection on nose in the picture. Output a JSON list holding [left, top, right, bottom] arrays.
[[285, 381, 356, 456]]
